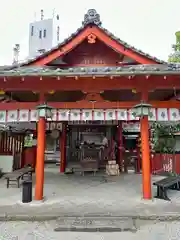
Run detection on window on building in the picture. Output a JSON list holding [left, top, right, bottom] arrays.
[[39, 30, 42, 39], [31, 26, 34, 36], [43, 29, 46, 38]]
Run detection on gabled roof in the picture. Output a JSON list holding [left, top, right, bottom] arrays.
[[12, 9, 166, 68]]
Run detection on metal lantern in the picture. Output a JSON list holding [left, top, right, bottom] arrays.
[[132, 102, 152, 118], [36, 103, 53, 119]]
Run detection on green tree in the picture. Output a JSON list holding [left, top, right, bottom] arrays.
[[150, 123, 180, 153], [168, 31, 180, 62]]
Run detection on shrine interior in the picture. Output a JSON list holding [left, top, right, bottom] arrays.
[[65, 122, 140, 172]]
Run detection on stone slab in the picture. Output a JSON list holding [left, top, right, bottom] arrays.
[[55, 217, 136, 232]]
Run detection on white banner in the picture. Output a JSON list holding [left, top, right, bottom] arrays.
[[93, 110, 104, 120], [58, 110, 69, 121], [19, 109, 29, 122], [69, 109, 81, 121], [81, 109, 93, 121], [0, 108, 179, 122]]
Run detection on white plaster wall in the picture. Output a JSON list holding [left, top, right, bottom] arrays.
[[0, 155, 13, 173], [29, 18, 53, 57], [52, 18, 60, 47]]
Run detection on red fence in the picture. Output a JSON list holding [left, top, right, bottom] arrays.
[[0, 132, 24, 170], [151, 153, 180, 175], [0, 132, 24, 155]]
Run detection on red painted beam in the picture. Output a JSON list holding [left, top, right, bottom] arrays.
[[0, 76, 138, 91], [0, 76, 180, 91]]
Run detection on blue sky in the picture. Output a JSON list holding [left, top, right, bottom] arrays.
[[0, 0, 180, 64]]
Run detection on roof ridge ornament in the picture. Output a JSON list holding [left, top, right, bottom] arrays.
[[82, 9, 101, 26]]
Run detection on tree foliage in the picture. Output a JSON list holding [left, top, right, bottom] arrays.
[[150, 123, 180, 153], [168, 52, 180, 63], [168, 31, 180, 63]]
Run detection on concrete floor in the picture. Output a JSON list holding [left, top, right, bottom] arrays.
[[0, 165, 158, 205], [1, 165, 180, 217]]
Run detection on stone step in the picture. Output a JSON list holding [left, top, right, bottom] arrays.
[[54, 217, 137, 232]]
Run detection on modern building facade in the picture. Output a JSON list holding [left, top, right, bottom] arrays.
[[28, 10, 60, 58]]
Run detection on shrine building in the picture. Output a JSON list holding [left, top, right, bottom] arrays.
[[0, 9, 180, 201]]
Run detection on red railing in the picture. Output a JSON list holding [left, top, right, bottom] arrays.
[[151, 153, 180, 175]]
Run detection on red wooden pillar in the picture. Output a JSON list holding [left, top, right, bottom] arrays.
[[118, 122, 123, 172], [140, 116, 152, 199], [60, 123, 67, 173], [35, 117, 46, 201]]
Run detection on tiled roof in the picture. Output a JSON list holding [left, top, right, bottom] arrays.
[[0, 64, 180, 77], [9, 9, 166, 68]]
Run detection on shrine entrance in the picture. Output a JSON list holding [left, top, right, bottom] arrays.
[[64, 121, 141, 174], [122, 122, 141, 173], [123, 132, 140, 173], [66, 122, 118, 172]]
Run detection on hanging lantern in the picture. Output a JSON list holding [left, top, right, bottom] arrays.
[[132, 102, 152, 118], [36, 103, 54, 119]]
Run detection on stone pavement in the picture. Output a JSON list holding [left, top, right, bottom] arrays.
[[1, 220, 180, 239], [1, 201, 180, 221], [1, 167, 180, 220]]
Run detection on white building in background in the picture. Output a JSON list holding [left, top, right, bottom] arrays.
[[28, 10, 60, 58]]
